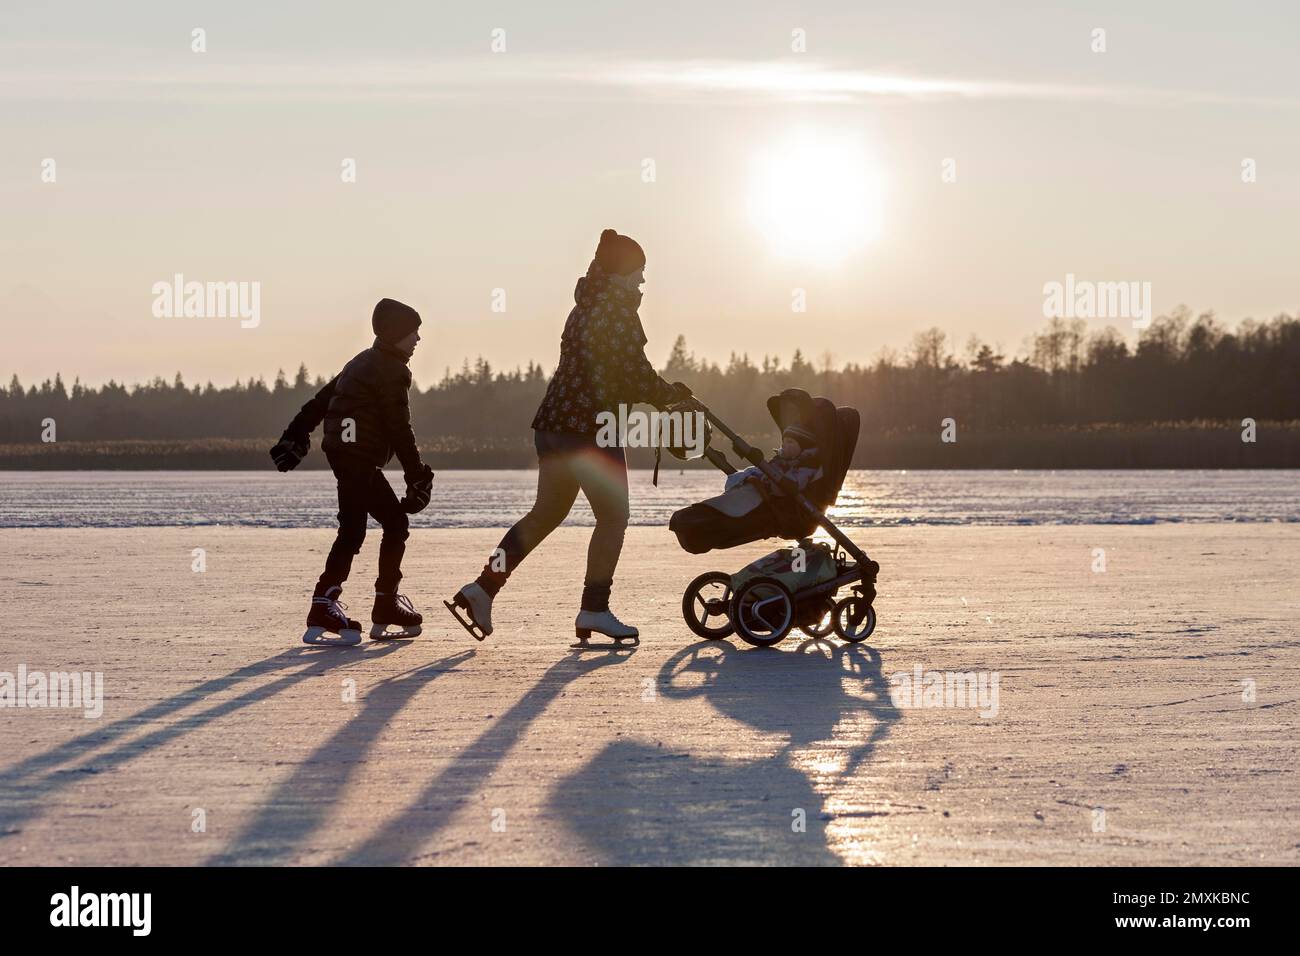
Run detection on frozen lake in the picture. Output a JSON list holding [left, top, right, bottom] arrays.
[[1, 469, 1296, 528]]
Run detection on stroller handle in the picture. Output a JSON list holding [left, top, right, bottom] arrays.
[[702, 446, 736, 475], [691, 402, 765, 467]]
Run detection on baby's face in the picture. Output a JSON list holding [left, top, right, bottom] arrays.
[[780, 436, 802, 458]]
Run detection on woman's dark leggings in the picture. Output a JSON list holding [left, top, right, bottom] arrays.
[[476, 431, 629, 611]]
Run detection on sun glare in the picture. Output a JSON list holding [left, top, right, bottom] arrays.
[[747, 130, 882, 264]]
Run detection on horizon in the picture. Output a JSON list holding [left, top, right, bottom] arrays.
[[3, 302, 1288, 391], [4, 1, 1299, 387]]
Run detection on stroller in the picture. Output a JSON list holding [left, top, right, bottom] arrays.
[[667, 387, 880, 648]]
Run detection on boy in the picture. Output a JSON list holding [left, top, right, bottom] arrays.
[[270, 298, 435, 646]]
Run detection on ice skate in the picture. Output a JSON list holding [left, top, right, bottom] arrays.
[[444, 582, 493, 642], [303, 586, 363, 646], [571, 609, 640, 650], [370, 592, 423, 640]]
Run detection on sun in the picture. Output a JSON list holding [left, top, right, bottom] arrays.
[[746, 129, 883, 264]]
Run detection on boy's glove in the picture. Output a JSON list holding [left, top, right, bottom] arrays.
[[400, 463, 435, 514], [269, 434, 310, 472]]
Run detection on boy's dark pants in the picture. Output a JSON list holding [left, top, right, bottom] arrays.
[[317, 456, 409, 595]]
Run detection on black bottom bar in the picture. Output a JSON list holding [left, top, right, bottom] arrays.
[[1, 866, 1283, 942]]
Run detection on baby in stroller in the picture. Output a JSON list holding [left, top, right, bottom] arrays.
[[667, 388, 879, 648], [723, 423, 822, 497]]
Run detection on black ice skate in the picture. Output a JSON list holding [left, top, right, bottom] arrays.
[[303, 586, 363, 647], [370, 592, 423, 640]]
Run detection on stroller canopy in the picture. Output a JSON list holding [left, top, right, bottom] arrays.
[[765, 388, 860, 515]]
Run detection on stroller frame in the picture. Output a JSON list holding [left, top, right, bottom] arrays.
[[676, 392, 880, 647]]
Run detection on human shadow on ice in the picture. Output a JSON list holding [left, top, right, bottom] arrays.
[[0, 645, 404, 839], [208, 649, 475, 865], [548, 639, 899, 864], [337, 647, 633, 864]]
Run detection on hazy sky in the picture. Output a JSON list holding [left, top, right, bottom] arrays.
[[2, 0, 1297, 388]]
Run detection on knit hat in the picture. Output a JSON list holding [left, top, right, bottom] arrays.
[[594, 229, 646, 277], [783, 423, 817, 449], [372, 298, 421, 345]]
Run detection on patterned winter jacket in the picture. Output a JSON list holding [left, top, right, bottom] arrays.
[[531, 261, 677, 436]]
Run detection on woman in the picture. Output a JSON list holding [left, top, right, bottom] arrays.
[[448, 229, 688, 644]]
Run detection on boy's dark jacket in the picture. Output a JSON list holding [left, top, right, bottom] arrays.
[[281, 342, 422, 476]]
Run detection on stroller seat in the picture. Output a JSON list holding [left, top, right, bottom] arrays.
[[669, 388, 860, 554]]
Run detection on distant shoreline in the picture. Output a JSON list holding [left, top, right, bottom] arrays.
[[0, 422, 1296, 469]]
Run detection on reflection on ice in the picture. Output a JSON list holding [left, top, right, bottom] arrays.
[[0, 469, 1295, 528]]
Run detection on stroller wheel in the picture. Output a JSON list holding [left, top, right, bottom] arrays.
[[799, 598, 837, 639], [682, 571, 735, 640], [730, 576, 795, 648], [833, 596, 877, 643]]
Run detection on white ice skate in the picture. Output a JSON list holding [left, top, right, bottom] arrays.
[[572, 610, 640, 650], [444, 582, 494, 642], [303, 587, 363, 647]]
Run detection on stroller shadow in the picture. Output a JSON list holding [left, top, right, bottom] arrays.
[[548, 638, 899, 865], [208, 649, 475, 866], [0, 645, 403, 839], [338, 647, 633, 865]]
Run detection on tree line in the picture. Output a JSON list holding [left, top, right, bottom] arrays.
[[2, 308, 1297, 467]]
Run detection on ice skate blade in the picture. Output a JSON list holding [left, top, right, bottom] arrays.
[[369, 623, 422, 641], [302, 626, 362, 647], [570, 629, 640, 651], [444, 598, 488, 642]]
